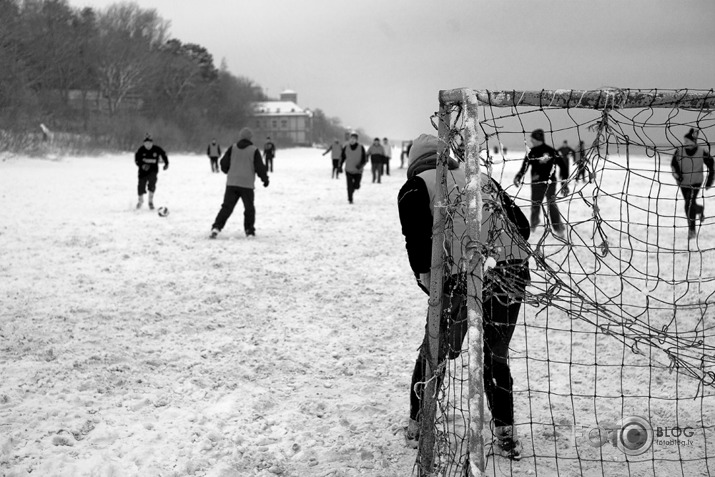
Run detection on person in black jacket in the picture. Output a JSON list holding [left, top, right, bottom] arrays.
[[134, 134, 168, 210], [263, 137, 276, 173], [210, 128, 269, 239], [398, 134, 531, 460], [671, 128, 714, 240], [514, 129, 569, 236]]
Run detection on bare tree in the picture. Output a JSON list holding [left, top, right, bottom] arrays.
[[96, 2, 168, 115]]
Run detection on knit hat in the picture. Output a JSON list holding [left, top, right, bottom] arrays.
[[530, 129, 545, 142], [239, 127, 253, 141], [407, 134, 459, 179], [684, 128, 698, 142]]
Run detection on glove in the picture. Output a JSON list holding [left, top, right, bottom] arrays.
[[163, 164, 169, 171], [561, 183, 570, 197], [513, 175, 523, 187], [263, 178, 270, 188], [338, 168, 343, 173], [141, 164, 150, 171]]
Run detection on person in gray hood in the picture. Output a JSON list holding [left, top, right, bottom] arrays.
[[210, 127, 269, 238]]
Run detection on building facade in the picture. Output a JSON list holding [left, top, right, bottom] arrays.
[[251, 90, 312, 146]]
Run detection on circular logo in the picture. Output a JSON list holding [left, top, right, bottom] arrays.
[[616, 416, 653, 456]]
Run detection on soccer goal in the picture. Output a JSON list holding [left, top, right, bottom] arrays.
[[415, 88, 715, 476]]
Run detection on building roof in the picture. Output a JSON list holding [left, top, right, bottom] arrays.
[[252, 101, 311, 117]]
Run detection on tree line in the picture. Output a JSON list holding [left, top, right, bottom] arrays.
[[0, 0, 354, 154]]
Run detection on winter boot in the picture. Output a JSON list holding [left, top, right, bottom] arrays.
[[494, 425, 522, 460], [210, 228, 219, 239], [148, 192, 155, 210], [403, 418, 420, 449]]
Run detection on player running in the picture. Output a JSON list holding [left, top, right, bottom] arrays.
[[135, 134, 169, 210]]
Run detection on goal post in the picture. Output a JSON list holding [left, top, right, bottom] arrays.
[[415, 87, 715, 476]]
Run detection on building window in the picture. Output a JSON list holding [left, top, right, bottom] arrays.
[[256, 120, 260, 128], [272, 120, 277, 128], [281, 120, 287, 129]]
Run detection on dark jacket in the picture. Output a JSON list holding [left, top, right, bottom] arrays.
[[398, 170, 529, 278], [516, 143, 568, 183], [135, 145, 168, 176]]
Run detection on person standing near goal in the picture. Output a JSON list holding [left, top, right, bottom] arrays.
[[671, 128, 714, 240], [513, 128, 569, 236], [339, 132, 367, 204], [135, 134, 169, 210], [398, 134, 531, 460], [210, 127, 269, 239]]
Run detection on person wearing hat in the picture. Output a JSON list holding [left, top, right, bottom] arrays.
[[339, 132, 367, 204], [134, 134, 169, 210], [210, 127, 269, 238], [397, 133, 531, 460], [513, 128, 569, 237], [671, 128, 714, 240], [367, 137, 386, 184], [263, 136, 276, 173], [207, 138, 222, 173]]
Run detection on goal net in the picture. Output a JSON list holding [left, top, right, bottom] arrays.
[[414, 88, 715, 477]]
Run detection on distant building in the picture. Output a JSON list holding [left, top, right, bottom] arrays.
[[251, 90, 313, 146]]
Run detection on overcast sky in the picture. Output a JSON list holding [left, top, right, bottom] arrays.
[[75, 0, 715, 140]]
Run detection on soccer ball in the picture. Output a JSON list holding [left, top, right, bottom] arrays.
[[157, 206, 169, 217]]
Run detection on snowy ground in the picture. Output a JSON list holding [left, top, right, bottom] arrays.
[[1, 148, 423, 476], [2, 147, 715, 477]]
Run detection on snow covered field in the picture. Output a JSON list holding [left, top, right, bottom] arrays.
[[2, 147, 715, 477], [1, 148, 423, 476]]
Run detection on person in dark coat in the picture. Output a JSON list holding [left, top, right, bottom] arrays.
[[134, 134, 168, 210], [514, 129, 569, 236], [671, 128, 714, 240], [398, 134, 531, 460], [263, 136, 276, 173], [207, 138, 222, 173], [210, 128, 269, 238]]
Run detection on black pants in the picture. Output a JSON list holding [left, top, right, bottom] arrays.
[[265, 156, 274, 172], [680, 183, 703, 232], [384, 158, 390, 176], [531, 182, 563, 232], [212, 186, 256, 234], [137, 172, 157, 195], [371, 158, 383, 183], [209, 156, 219, 173], [575, 160, 587, 182], [409, 265, 530, 428], [332, 159, 341, 179], [345, 172, 362, 202]]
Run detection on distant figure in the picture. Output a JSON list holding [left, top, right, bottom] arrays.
[[40, 123, 53, 142], [263, 136, 276, 173], [134, 134, 169, 210], [323, 139, 343, 179], [383, 137, 392, 176], [558, 140, 576, 171], [210, 128, 269, 239], [400, 141, 413, 169], [207, 138, 222, 173], [671, 128, 714, 240], [576, 140, 588, 182], [514, 129, 569, 237], [367, 137, 385, 184], [339, 132, 367, 204]]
